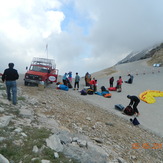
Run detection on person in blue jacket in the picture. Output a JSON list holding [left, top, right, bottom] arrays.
[[74, 72, 80, 90]]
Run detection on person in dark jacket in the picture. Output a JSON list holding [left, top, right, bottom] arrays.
[[125, 74, 134, 84], [127, 95, 140, 116], [2, 63, 19, 105], [109, 77, 114, 87], [62, 73, 68, 86], [85, 72, 91, 86]]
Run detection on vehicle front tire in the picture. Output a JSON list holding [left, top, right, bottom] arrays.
[[24, 81, 28, 86]]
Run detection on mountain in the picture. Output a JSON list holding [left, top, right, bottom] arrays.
[[92, 42, 163, 78], [117, 43, 163, 65]]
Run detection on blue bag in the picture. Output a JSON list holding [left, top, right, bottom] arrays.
[[115, 104, 124, 111], [130, 117, 140, 125], [58, 84, 69, 91]]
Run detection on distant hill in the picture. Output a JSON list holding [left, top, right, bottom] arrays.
[[92, 43, 163, 78], [117, 43, 163, 66]]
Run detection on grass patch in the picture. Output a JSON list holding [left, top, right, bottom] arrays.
[[0, 126, 79, 163], [0, 86, 6, 90], [18, 96, 26, 101]]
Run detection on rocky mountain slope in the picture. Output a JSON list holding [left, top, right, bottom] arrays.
[[0, 82, 163, 163], [117, 43, 163, 65], [91, 43, 163, 79]]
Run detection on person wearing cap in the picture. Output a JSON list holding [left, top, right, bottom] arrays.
[[127, 95, 140, 116], [2, 63, 19, 105]]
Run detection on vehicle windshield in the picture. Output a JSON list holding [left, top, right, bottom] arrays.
[[30, 65, 49, 73]]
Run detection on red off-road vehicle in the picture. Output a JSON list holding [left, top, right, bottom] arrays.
[[24, 57, 58, 86]]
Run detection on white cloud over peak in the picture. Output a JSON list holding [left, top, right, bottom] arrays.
[[0, 0, 163, 78]]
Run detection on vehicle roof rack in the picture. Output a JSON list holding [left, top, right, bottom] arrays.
[[32, 57, 56, 68]]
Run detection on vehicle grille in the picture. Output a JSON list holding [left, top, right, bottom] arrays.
[[28, 74, 41, 80]]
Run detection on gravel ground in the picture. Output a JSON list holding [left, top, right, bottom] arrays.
[[16, 58, 163, 162], [18, 82, 163, 162]]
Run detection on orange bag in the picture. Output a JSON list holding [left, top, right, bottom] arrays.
[[104, 93, 112, 98]]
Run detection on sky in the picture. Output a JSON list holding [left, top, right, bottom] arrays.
[[1, 0, 163, 77]]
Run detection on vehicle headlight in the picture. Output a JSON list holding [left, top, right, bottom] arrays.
[[26, 75, 29, 78]]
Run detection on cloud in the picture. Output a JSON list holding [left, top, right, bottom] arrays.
[[1, 0, 163, 78], [0, 0, 64, 72]]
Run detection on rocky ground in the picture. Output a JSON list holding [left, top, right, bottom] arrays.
[[1, 83, 162, 163]]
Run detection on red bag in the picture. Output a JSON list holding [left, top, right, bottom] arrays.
[[108, 87, 117, 91]]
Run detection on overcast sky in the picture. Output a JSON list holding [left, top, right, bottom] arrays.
[[1, 0, 163, 77]]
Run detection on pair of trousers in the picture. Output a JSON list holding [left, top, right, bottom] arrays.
[[74, 82, 79, 89], [133, 101, 140, 114], [6, 80, 17, 105]]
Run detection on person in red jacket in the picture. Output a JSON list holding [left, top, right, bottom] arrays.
[[116, 76, 123, 92], [89, 78, 97, 92]]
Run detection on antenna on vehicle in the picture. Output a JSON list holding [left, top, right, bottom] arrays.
[[46, 44, 48, 59]]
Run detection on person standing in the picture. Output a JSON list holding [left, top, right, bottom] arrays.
[[116, 76, 123, 92], [109, 76, 114, 87], [85, 72, 91, 86], [2, 63, 19, 105], [127, 95, 140, 116], [74, 72, 80, 90], [68, 71, 72, 84], [62, 73, 68, 86], [94, 79, 98, 92]]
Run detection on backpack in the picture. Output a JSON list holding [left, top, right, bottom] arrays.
[[86, 88, 94, 95], [130, 117, 140, 125], [81, 89, 87, 95], [123, 105, 135, 116]]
